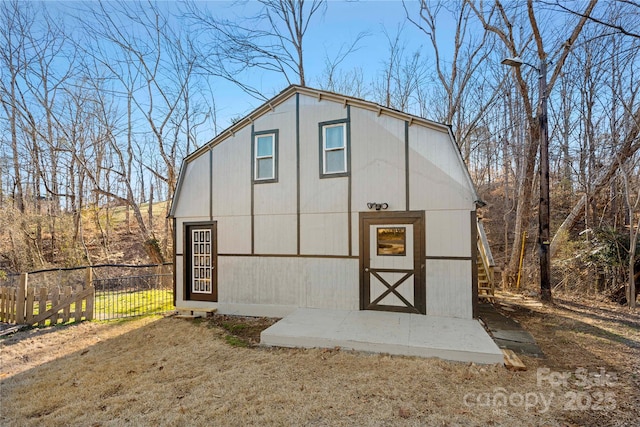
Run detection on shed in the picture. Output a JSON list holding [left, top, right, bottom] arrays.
[[170, 85, 487, 321]]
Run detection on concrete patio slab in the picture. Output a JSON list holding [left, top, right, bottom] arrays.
[[260, 308, 504, 364]]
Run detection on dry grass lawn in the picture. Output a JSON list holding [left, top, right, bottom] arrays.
[[1, 293, 639, 426]]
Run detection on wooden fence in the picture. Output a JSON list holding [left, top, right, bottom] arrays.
[[0, 270, 94, 326], [0, 264, 173, 327]]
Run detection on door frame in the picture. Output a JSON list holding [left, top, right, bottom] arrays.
[[359, 211, 426, 314], [184, 221, 218, 302]]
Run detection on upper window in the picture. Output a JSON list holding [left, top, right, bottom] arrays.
[[321, 122, 347, 177], [254, 131, 278, 182]]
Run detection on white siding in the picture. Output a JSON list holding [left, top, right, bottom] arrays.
[[252, 98, 298, 254], [175, 255, 184, 304], [425, 210, 472, 257], [302, 258, 359, 310], [426, 259, 473, 319], [211, 128, 251, 217], [254, 214, 297, 254], [350, 108, 406, 213], [300, 213, 349, 255], [299, 176, 348, 214], [173, 154, 211, 218], [218, 256, 358, 310], [173, 88, 479, 320], [253, 96, 297, 216], [217, 216, 251, 254], [409, 125, 475, 212], [298, 93, 350, 254]]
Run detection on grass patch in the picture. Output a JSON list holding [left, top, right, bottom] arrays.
[[93, 289, 173, 319], [222, 322, 248, 333], [20, 289, 172, 326], [224, 335, 249, 347]]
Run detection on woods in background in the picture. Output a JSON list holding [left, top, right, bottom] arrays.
[[0, 0, 638, 305]]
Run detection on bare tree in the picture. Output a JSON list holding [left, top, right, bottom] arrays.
[[618, 155, 640, 308], [549, 0, 640, 258], [75, 0, 212, 262], [405, 0, 502, 160], [0, 0, 30, 214], [316, 34, 369, 98], [544, 0, 640, 40], [468, 0, 597, 300], [371, 24, 429, 113], [184, 0, 326, 98]]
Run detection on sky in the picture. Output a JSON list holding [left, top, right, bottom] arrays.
[[37, 0, 465, 142], [196, 0, 458, 131]]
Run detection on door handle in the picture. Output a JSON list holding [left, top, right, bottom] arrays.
[[364, 268, 369, 272]]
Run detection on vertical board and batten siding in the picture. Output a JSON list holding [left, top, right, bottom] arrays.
[[172, 87, 478, 319], [298, 94, 350, 256], [350, 108, 406, 211], [253, 96, 297, 254], [218, 257, 358, 317], [408, 125, 476, 319], [211, 126, 252, 254], [350, 107, 406, 257], [173, 153, 212, 307], [426, 259, 473, 318], [408, 125, 474, 210], [172, 154, 211, 218]]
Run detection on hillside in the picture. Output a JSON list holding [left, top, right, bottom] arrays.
[[0, 201, 172, 274]]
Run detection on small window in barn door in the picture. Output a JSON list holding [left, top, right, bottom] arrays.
[[253, 130, 278, 183], [185, 222, 217, 302], [320, 120, 348, 177], [377, 227, 406, 256]]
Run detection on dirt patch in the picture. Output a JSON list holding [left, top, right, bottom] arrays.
[[206, 314, 278, 347], [1, 295, 639, 426]]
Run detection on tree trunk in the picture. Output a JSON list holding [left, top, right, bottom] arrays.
[[551, 106, 640, 257]]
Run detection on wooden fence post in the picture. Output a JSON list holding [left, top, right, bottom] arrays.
[[85, 266, 93, 289], [16, 273, 27, 324]]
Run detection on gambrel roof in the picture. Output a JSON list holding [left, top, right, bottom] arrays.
[[170, 85, 480, 217]]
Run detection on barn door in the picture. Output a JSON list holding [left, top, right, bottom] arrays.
[[360, 212, 425, 314], [185, 222, 217, 302]]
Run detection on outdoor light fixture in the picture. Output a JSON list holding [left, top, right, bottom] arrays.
[[367, 202, 389, 211]]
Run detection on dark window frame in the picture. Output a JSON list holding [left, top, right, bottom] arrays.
[[376, 226, 407, 256], [253, 129, 279, 184], [319, 119, 349, 178]]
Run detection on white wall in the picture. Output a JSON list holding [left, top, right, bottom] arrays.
[[425, 210, 472, 257], [298, 93, 350, 255], [426, 259, 473, 319], [173, 154, 211, 218], [218, 256, 359, 312], [350, 108, 406, 213], [173, 90, 479, 318], [409, 125, 475, 212]]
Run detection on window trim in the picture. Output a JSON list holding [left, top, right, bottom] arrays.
[[376, 226, 407, 256], [319, 119, 349, 178], [253, 129, 279, 183]]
